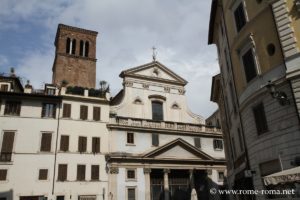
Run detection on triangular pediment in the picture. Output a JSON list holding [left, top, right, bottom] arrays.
[[119, 61, 188, 86], [143, 138, 214, 160]]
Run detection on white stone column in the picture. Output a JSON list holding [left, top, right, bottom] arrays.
[[144, 168, 151, 200], [164, 169, 170, 200], [109, 167, 119, 200]]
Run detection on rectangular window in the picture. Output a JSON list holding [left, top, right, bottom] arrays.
[[0, 84, 8, 92], [152, 133, 159, 146], [127, 132, 134, 144], [40, 133, 52, 152], [152, 101, 163, 121], [194, 137, 201, 148], [213, 139, 223, 150], [242, 49, 257, 83], [78, 136, 87, 153], [38, 169, 48, 180], [4, 101, 21, 116], [62, 103, 71, 118], [80, 105, 88, 120], [260, 159, 281, 176], [42, 103, 56, 118], [60, 135, 69, 152], [46, 88, 55, 95], [93, 107, 101, 121], [218, 171, 224, 182], [57, 164, 67, 181], [56, 196, 64, 200], [77, 165, 86, 181], [126, 169, 136, 180], [234, 2, 246, 32], [91, 165, 99, 180], [92, 137, 100, 153], [0, 169, 7, 181], [127, 188, 136, 200], [0, 132, 15, 162], [253, 103, 268, 135]]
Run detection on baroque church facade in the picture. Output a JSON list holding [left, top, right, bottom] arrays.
[[0, 24, 225, 200]]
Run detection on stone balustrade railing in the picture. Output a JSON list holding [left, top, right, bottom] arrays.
[[109, 116, 222, 134]]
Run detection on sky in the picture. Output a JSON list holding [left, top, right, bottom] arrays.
[[0, 0, 220, 118]]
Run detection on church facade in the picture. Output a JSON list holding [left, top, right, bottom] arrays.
[[0, 24, 225, 200]]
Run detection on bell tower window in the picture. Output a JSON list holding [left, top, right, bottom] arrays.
[[66, 38, 71, 54], [71, 39, 76, 55], [80, 40, 84, 56], [85, 41, 89, 57]]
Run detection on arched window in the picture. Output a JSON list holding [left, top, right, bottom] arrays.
[[80, 40, 84, 56], [85, 41, 89, 57], [71, 39, 76, 55], [152, 101, 163, 121], [66, 38, 71, 54]]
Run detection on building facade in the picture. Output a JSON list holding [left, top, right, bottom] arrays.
[[0, 24, 226, 200], [208, 0, 300, 199]]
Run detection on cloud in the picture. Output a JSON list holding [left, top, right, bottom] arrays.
[[1, 0, 220, 118]]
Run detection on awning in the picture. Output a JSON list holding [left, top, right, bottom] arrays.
[[263, 166, 300, 186]]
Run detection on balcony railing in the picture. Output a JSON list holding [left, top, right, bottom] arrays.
[[109, 117, 222, 134]]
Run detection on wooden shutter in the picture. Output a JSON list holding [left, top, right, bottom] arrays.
[[80, 105, 88, 120], [194, 137, 201, 148], [91, 165, 99, 180], [38, 169, 48, 180], [93, 107, 101, 121], [0, 85, 8, 91], [77, 165, 86, 181], [0, 169, 7, 180], [92, 137, 100, 153], [1, 132, 15, 153], [58, 164, 67, 181], [152, 133, 159, 146], [40, 133, 52, 152], [52, 104, 57, 118], [60, 135, 69, 151], [41, 103, 46, 117], [4, 101, 21, 115], [78, 137, 87, 152], [63, 103, 71, 118]]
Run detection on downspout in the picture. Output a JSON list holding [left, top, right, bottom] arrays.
[[52, 95, 62, 196]]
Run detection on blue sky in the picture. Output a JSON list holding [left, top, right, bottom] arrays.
[[0, 0, 219, 118]]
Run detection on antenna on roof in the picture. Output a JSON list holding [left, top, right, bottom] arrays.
[[152, 46, 157, 61]]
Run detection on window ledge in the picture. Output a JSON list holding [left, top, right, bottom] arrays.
[[126, 143, 136, 146], [126, 179, 137, 182], [214, 148, 223, 151]]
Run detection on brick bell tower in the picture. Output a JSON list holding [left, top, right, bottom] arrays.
[[52, 24, 98, 88]]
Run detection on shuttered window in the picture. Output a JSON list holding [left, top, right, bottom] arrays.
[[4, 101, 21, 116], [0, 132, 15, 162], [40, 133, 52, 152], [127, 133, 134, 144], [0, 84, 8, 91], [60, 135, 69, 152], [92, 137, 100, 153], [152, 133, 159, 146], [213, 139, 223, 150], [242, 49, 257, 83], [62, 103, 71, 118], [42, 103, 56, 118], [93, 107, 101, 121], [253, 103, 268, 135], [38, 169, 48, 180], [57, 164, 67, 181], [78, 137, 87, 153], [152, 101, 163, 121], [127, 188, 136, 200], [0, 169, 7, 180], [91, 165, 99, 180], [77, 165, 86, 181], [194, 137, 201, 148], [80, 105, 88, 120]]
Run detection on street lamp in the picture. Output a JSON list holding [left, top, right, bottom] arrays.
[[266, 80, 290, 106]]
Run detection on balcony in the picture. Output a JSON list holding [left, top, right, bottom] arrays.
[[109, 116, 222, 135]]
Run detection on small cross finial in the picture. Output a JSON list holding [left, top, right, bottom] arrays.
[[152, 46, 157, 61]]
